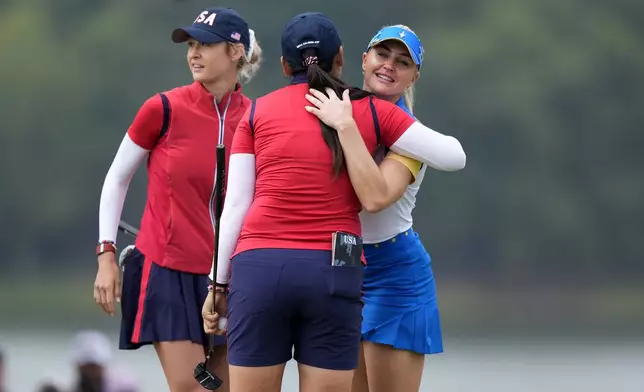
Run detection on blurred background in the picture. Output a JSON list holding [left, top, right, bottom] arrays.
[[1, 0, 643, 391]]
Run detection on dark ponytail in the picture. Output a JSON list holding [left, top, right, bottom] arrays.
[[301, 48, 372, 177]]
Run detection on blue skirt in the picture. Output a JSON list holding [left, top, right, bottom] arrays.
[[119, 248, 226, 350], [361, 229, 443, 355]]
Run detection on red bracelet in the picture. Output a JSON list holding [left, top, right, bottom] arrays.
[[96, 241, 117, 256]]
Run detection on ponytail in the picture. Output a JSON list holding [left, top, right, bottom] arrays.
[[301, 49, 371, 177]]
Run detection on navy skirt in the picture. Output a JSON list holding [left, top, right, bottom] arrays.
[[119, 248, 226, 350]]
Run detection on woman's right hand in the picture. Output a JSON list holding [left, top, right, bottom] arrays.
[[94, 252, 121, 316], [305, 88, 356, 131]]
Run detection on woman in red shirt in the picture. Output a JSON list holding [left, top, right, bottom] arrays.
[[93, 7, 261, 392], [202, 12, 465, 392]]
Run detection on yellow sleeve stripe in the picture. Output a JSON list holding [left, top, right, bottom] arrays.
[[385, 152, 422, 181]]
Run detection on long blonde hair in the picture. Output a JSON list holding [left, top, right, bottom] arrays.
[[228, 29, 263, 85]]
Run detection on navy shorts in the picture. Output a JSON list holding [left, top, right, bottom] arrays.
[[119, 248, 226, 350], [226, 248, 364, 370]]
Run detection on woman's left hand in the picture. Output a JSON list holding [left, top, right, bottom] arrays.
[[202, 290, 228, 335], [305, 88, 356, 131], [202, 290, 217, 334]]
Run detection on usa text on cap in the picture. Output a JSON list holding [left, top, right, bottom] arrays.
[[171, 7, 250, 50]]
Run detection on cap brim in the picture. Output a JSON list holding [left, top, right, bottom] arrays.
[[171, 26, 228, 44], [369, 38, 421, 66]]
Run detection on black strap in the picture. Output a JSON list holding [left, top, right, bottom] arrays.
[[157, 93, 171, 143], [369, 96, 381, 145], [249, 99, 257, 136]]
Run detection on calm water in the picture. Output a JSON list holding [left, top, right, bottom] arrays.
[[2, 331, 643, 392]]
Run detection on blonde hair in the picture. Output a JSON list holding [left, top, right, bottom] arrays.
[[228, 29, 262, 85], [387, 24, 418, 114]]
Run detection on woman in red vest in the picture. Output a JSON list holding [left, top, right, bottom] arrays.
[[93, 7, 261, 392]]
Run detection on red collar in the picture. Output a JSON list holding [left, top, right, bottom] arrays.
[[188, 81, 244, 114]]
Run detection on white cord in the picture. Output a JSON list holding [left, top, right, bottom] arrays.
[[246, 28, 255, 60]]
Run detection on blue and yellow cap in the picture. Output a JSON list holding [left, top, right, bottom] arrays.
[[367, 26, 424, 69]]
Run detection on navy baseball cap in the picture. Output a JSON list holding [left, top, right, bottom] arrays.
[[367, 26, 424, 69], [281, 12, 342, 71], [171, 7, 250, 50]]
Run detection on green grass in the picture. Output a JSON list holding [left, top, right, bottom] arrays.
[[2, 276, 643, 338]]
